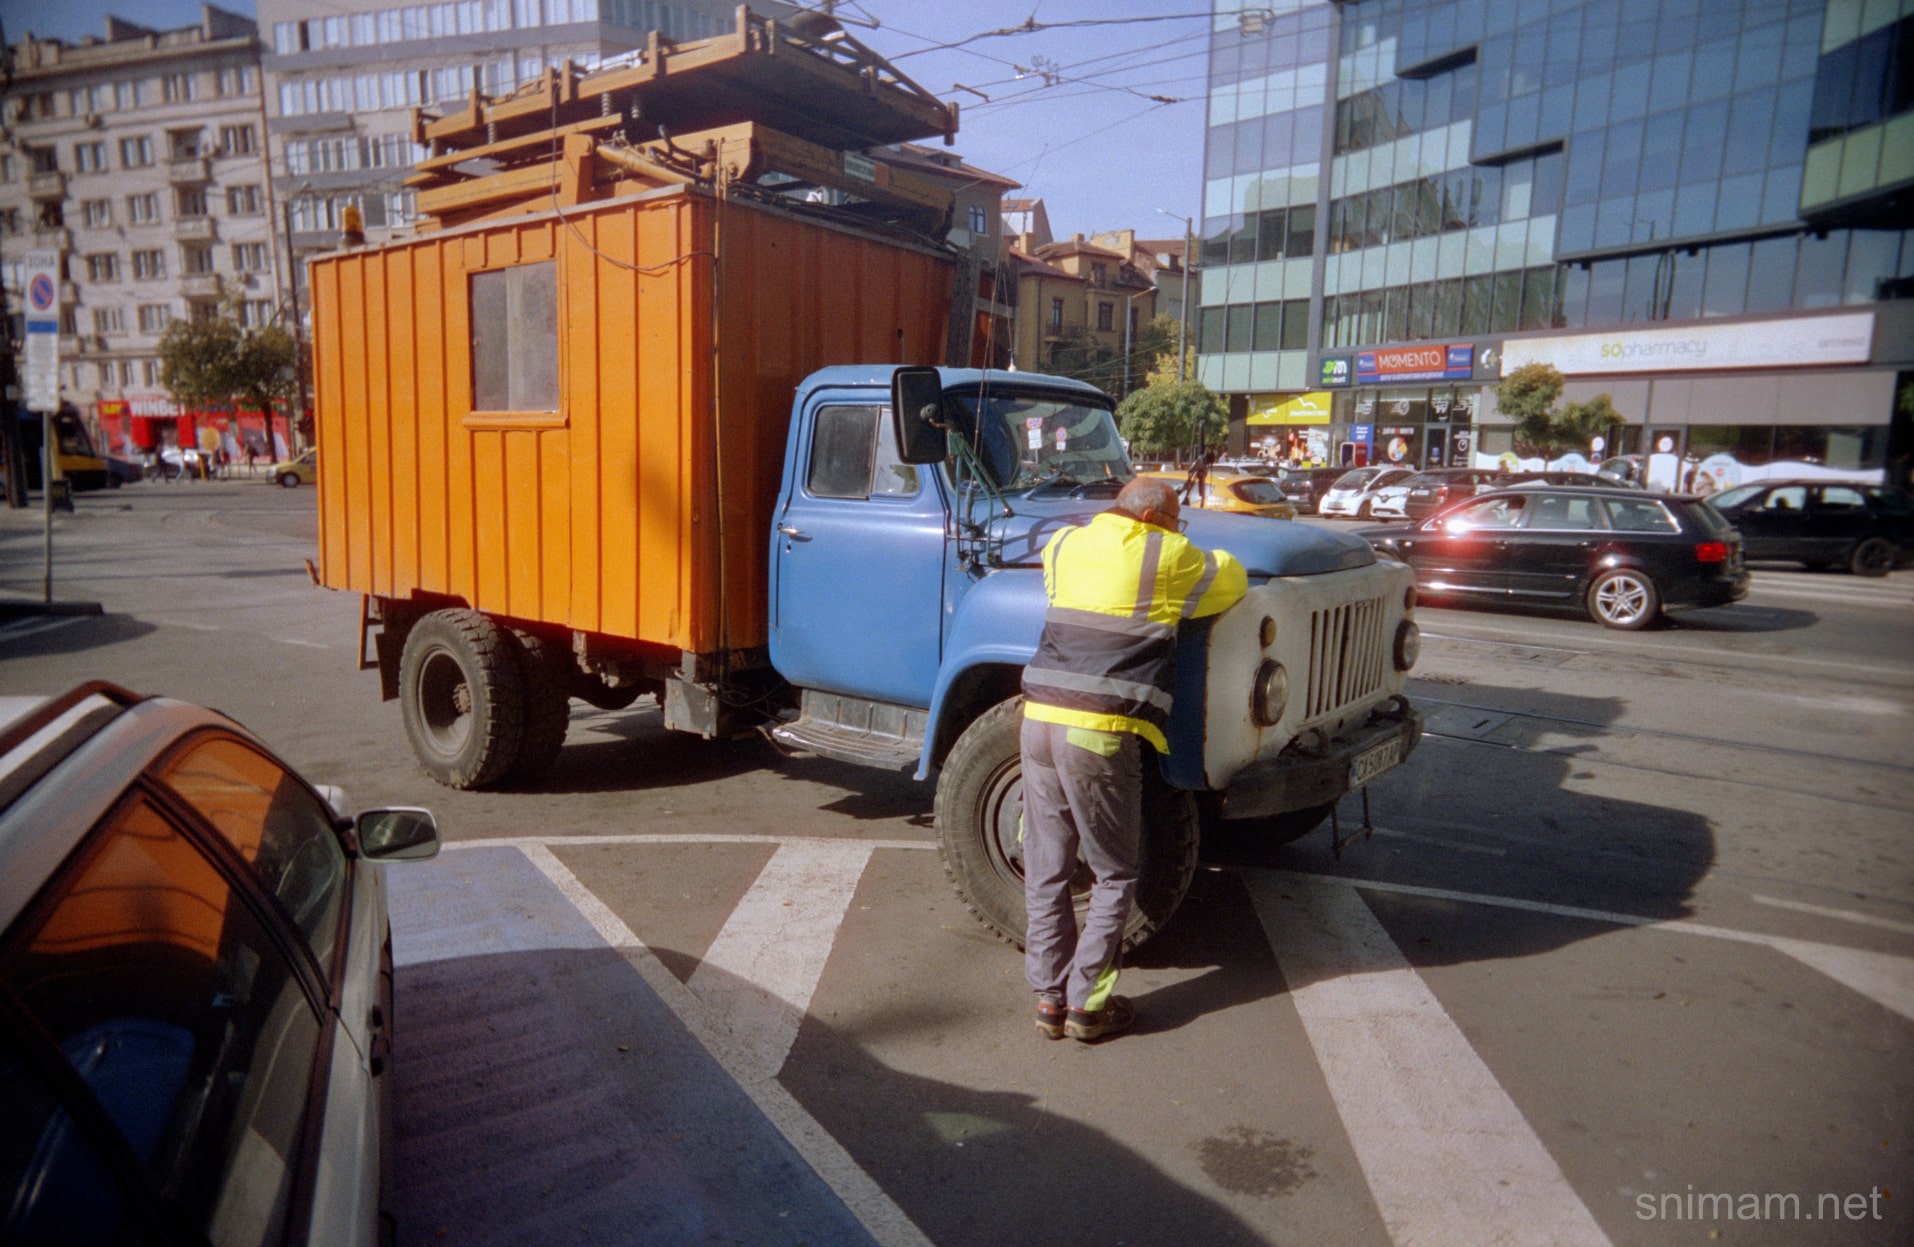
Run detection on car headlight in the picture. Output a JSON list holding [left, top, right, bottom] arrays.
[[1394, 620, 1420, 671], [1251, 660, 1288, 726]]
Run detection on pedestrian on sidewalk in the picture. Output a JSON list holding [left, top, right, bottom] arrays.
[[1020, 475, 1246, 1043]]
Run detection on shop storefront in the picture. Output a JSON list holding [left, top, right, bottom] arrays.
[[1308, 342, 1495, 470], [96, 398, 290, 465]]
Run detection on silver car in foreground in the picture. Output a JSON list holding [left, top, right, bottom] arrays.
[[0, 682, 438, 1247]]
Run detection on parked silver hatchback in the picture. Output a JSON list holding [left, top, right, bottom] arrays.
[[0, 682, 438, 1247]]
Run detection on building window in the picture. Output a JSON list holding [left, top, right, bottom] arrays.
[[114, 80, 143, 109], [231, 242, 270, 271], [218, 124, 257, 156], [1097, 301, 1114, 332], [0, 208, 19, 234], [168, 130, 203, 160], [26, 146, 59, 174], [239, 299, 274, 328], [133, 250, 167, 280], [1049, 297, 1064, 330], [162, 73, 197, 103], [82, 199, 113, 228], [74, 142, 108, 173], [127, 193, 160, 225], [137, 304, 174, 333], [93, 306, 125, 333], [183, 244, 214, 275], [227, 185, 263, 215], [119, 136, 154, 167], [142, 359, 161, 385], [0, 155, 14, 182], [968, 205, 988, 234], [176, 188, 208, 218], [86, 253, 120, 282], [273, 20, 303, 53]]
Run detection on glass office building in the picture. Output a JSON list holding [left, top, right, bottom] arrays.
[[1201, 0, 1913, 490]]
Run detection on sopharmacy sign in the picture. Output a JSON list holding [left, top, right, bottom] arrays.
[[1500, 312, 1875, 377]]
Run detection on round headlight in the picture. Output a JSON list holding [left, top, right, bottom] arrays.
[[1251, 659, 1288, 726], [1394, 620, 1421, 671]]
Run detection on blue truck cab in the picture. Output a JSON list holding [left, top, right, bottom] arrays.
[[765, 365, 1423, 948]]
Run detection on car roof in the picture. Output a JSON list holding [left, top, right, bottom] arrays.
[[1485, 482, 1693, 500], [0, 684, 249, 930]]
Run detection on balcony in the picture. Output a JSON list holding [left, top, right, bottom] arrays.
[[27, 170, 65, 200], [174, 216, 217, 242], [31, 226, 73, 250], [166, 155, 212, 184], [181, 272, 223, 300], [59, 281, 79, 305]]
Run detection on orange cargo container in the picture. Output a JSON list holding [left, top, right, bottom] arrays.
[[311, 185, 952, 663]]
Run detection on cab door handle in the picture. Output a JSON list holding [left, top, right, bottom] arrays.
[[777, 525, 808, 540]]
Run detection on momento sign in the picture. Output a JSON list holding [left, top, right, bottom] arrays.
[[22, 251, 60, 413], [1356, 343, 1474, 384], [1247, 391, 1333, 425], [1499, 312, 1875, 376]]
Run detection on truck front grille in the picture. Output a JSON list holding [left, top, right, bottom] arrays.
[[1304, 596, 1388, 721]]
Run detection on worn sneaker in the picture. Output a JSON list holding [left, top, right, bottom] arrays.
[[1035, 998, 1068, 1041], [1065, 995, 1135, 1042]]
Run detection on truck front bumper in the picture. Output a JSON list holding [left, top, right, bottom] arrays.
[[1216, 697, 1424, 821]]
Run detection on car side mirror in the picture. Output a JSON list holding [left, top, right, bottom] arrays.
[[356, 807, 441, 861], [891, 366, 949, 465]]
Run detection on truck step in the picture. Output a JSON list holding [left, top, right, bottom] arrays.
[[769, 693, 926, 772]]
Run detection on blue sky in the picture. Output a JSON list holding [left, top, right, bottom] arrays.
[[0, 0, 1214, 242]]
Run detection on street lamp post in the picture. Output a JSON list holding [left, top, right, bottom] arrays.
[[1157, 208, 1195, 385]]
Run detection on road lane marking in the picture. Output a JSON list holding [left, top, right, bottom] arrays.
[[0, 616, 85, 643], [452, 832, 934, 851], [690, 840, 875, 1081], [1289, 873, 1914, 1023], [518, 844, 937, 1247], [1249, 872, 1612, 1247], [1751, 894, 1914, 936]]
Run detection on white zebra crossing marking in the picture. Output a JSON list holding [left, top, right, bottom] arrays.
[[689, 839, 877, 1081], [516, 842, 937, 1247], [1249, 872, 1613, 1247]]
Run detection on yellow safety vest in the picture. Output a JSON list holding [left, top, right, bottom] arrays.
[[1022, 510, 1247, 752]]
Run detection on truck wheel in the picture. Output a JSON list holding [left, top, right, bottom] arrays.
[[504, 629, 571, 784], [398, 609, 525, 789], [1849, 537, 1893, 577], [933, 698, 1198, 953]]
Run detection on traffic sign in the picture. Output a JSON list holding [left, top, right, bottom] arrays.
[[22, 250, 60, 413]]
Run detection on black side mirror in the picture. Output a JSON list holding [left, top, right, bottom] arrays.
[[356, 807, 441, 861], [891, 366, 949, 465]]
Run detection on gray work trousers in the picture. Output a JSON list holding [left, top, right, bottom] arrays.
[[1020, 716, 1143, 1011]]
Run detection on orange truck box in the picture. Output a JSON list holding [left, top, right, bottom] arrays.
[[311, 184, 952, 661]]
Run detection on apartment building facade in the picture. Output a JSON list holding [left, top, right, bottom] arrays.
[[1202, 0, 1913, 485], [0, 5, 278, 439]]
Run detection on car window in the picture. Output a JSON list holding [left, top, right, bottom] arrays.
[[1443, 494, 1527, 530], [1817, 486, 1865, 510], [1231, 479, 1285, 504], [1761, 485, 1807, 512], [1527, 493, 1605, 530], [0, 797, 321, 1247], [1334, 468, 1378, 489], [1708, 484, 1763, 510], [0, 1027, 148, 1247], [1602, 497, 1679, 533], [1868, 488, 1913, 514], [156, 737, 346, 975]]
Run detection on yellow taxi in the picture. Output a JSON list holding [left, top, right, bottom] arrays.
[[270, 447, 318, 488], [1142, 469, 1298, 520]]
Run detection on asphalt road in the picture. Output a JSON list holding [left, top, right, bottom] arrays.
[[3, 480, 1911, 1247]]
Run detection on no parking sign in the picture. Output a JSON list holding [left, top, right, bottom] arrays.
[[22, 250, 60, 412]]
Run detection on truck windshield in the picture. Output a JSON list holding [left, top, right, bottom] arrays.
[[949, 392, 1134, 491]]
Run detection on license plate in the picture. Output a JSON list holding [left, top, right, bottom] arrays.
[[1349, 738, 1403, 788]]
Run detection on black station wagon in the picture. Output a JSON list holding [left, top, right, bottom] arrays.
[[1359, 485, 1749, 629]]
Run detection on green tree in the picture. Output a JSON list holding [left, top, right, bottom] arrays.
[[1495, 361, 1626, 458], [1115, 353, 1228, 460], [159, 305, 299, 457]]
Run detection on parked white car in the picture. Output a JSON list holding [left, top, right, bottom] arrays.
[[1368, 480, 1414, 521], [1318, 466, 1417, 519]]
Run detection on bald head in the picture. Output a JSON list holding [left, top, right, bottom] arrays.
[[1115, 476, 1181, 531]]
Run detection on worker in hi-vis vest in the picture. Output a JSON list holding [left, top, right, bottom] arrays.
[[1020, 475, 1247, 1042]]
